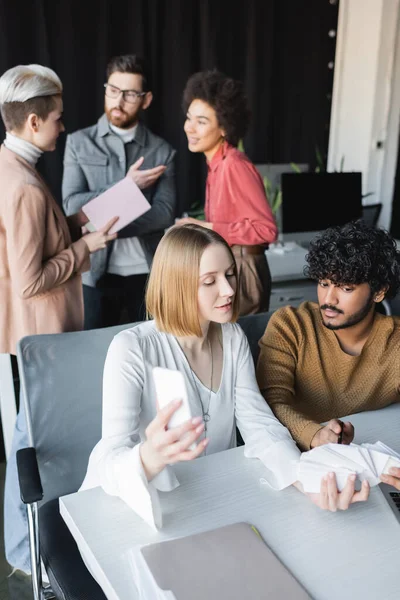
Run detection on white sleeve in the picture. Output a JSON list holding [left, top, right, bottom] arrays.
[[82, 332, 179, 529], [234, 330, 301, 489]]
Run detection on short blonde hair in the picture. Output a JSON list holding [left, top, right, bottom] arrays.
[[146, 224, 239, 336], [0, 64, 62, 131]]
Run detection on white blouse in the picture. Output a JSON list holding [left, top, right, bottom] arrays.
[[80, 321, 301, 527]]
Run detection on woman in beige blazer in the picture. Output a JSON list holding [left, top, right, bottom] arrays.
[[0, 64, 116, 576], [0, 65, 117, 355]]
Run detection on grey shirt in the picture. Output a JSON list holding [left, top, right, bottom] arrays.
[[62, 114, 176, 287]]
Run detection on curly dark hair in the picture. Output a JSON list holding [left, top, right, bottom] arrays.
[[182, 70, 250, 146], [304, 220, 400, 299]]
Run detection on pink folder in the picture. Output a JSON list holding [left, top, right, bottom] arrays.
[[82, 177, 151, 234]]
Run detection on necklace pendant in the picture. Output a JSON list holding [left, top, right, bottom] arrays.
[[203, 412, 211, 423]]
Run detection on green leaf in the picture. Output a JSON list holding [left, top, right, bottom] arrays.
[[263, 175, 272, 198], [188, 208, 205, 220], [290, 162, 301, 174], [237, 139, 245, 153], [272, 189, 282, 214]]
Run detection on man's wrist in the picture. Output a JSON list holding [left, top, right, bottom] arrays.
[[310, 432, 320, 449], [74, 209, 89, 227], [302, 422, 325, 450]]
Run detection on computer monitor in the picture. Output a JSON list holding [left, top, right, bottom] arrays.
[[280, 172, 362, 244]]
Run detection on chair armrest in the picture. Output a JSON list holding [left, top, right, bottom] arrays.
[[17, 447, 43, 504]]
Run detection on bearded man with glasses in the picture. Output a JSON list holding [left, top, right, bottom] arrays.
[[62, 54, 176, 329]]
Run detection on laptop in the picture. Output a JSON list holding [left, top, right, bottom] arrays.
[[139, 522, 311, 600], [380, 483, 400, 523]]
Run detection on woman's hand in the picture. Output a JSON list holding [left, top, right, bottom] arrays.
[[175, 217, 213, 230], [139, 399, 209, 480], [381, 466, 400, 490], [294, 472, 370, 511], [82, 217, 118, 253]]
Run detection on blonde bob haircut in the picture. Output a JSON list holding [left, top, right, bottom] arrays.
[[146, 224, 239, 337]]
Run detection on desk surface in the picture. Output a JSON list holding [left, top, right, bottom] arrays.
[[61, 404, 400, 600], [266, 242, 309, 282]]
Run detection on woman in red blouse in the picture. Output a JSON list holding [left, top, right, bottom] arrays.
[[178, 70, 278, 315]]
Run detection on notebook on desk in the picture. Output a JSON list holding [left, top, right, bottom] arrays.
[[139, 522, 311, 600]]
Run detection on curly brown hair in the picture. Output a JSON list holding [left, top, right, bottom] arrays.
[[182, 70, 250, 147]]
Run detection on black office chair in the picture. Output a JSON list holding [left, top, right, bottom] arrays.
[[237, 311, 274, 365], [16, 324, 132, 600]]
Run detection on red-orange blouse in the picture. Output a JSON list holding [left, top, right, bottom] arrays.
[[205, 142, 278, 246]]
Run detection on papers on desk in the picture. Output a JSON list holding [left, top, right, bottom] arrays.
[[82, 177, 151, 234], [298, 441, 400, 493]]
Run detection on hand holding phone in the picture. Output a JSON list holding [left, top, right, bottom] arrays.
[[139, 368, 208, 480], [153, 367, 193, 429]]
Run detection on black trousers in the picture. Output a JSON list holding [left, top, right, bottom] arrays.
[[83, 273, 148, 330]]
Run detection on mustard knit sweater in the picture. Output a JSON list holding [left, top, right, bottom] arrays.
[[256, 302, 400, 451]]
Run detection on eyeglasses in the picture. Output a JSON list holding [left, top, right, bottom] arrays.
[[104, 83, 147, 104]]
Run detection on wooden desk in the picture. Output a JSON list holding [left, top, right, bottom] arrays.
[[61, 404, 400, 600]]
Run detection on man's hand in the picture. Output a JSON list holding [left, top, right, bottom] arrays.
[[69, 209, 89, 228], [295, 472, 370, 511], [311, 419, 354, 448], [381, 466, 400, 490], [127, 156, 166, 189], [175, 217, 213, 230]]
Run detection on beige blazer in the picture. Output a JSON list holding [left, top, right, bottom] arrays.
[[0, 146, 90, 354]]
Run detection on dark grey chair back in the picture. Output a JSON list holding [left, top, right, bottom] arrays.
[[17, 324, 134, 505], [237, 311, 274, 364]]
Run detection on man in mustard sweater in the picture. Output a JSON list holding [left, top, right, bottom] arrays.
[[257, 221, 400, 463]]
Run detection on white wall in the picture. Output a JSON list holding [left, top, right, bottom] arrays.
[[328, 0, 400, 229]]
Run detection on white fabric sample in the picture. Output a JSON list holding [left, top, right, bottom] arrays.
[[298, 441, 400, 493]]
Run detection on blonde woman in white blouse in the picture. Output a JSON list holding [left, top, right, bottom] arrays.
[[81, 224, 369, 526]]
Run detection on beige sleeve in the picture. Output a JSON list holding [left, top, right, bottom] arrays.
[[256, 309, 323, 450], [5, 184, 89, 299]]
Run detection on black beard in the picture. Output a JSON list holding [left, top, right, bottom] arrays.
[[321, 293, 375, 331]]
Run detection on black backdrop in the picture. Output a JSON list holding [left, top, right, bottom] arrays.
[[0, 0, 338, 215], [391, 132, 400, 238]]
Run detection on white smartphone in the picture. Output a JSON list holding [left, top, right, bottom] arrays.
[[152, 366, 192, 430]]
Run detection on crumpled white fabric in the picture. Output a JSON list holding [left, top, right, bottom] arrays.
[[297, 441, 400, 493]]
